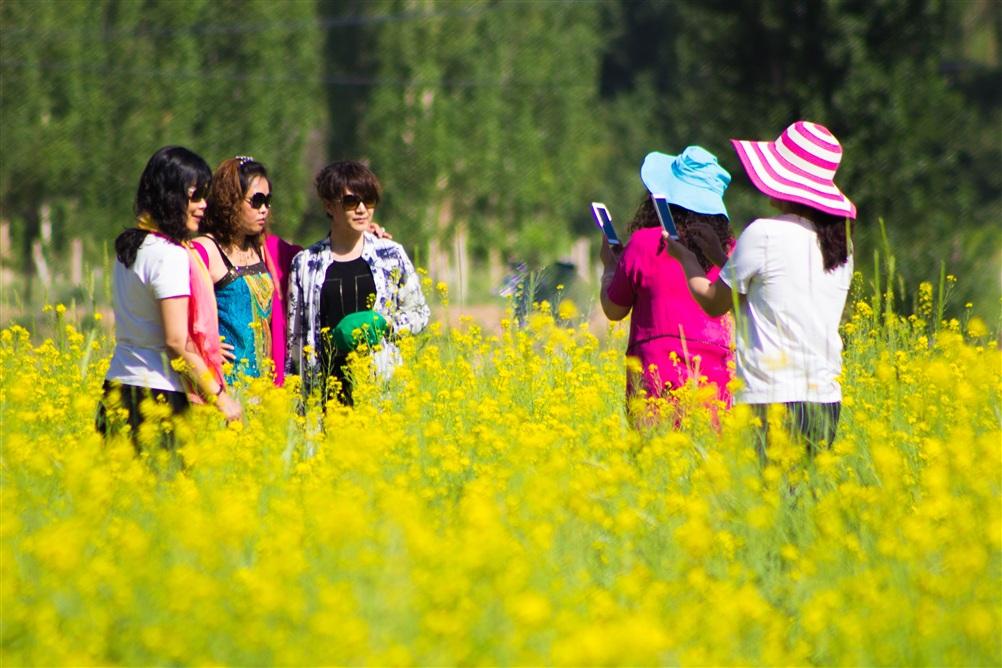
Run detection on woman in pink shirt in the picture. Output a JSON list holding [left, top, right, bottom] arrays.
[[599, 146, 734, 424]]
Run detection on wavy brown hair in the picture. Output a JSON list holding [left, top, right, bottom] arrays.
[[628, 196, 733, 272], [781, 202, 853, 272], [201, 157, 271, 247]]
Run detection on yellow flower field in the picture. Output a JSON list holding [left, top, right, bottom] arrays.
[[2, 282, 1000, 665]]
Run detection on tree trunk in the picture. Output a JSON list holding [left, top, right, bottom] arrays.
[[31, 240, 51, 289], [487, 246, 503, 293], [570, 237, 591, 283], [70, 238, 83, 286], [0, 220, 10, 261], [453, 221, 468, 305], [40, 203, 53, 245]]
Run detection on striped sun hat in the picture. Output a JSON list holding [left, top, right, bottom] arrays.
[[731, 121, 856, 219]]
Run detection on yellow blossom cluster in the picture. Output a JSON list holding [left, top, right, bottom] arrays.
[[1, 297, 999, 665]]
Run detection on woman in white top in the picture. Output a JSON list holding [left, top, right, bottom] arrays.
[[97, 146, 242, 450], [667, 121, 855, 455]]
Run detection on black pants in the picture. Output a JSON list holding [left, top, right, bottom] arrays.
[[752, 401, 841, 463], [95, 380, 189, 452], [318, 351, 355, 408]]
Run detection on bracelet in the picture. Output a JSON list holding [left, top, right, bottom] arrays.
[[214, 383, 225, 396]]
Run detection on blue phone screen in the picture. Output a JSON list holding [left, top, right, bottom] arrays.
[[592, 204, 621, 246], [652, 195, 679, 239], [599, 208, 621, 246]]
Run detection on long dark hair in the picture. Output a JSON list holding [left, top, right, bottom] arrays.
[[629, 196, 733, 272], [783, 202, 853, 271], [115, 146, 212, 267], [202, 157, 271, 247]]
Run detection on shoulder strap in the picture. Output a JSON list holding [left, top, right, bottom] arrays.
[[208, 235, 236, 271]]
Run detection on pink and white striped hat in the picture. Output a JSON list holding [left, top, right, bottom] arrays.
[[731, 121, 856, 219]]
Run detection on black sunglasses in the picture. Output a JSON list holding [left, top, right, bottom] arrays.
[[341, 193, 377, 209], [188, 183, 210, 201], [246, 192, 273, 209]]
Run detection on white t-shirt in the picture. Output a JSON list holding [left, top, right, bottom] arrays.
[[106, 235, 190, 392], [719, 213, 853, 404]]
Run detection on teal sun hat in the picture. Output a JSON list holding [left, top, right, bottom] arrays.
[[640, 145, 731, 218]]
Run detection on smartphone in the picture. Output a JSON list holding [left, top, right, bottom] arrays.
[[590, 202, 622, 248], [651, 193, 680, 240]]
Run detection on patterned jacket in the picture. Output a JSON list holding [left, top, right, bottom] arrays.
[[286, 232, 430, 384]]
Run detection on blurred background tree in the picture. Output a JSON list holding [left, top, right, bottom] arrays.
[[1, 0, 999, 316]]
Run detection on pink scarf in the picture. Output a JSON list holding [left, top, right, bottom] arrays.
[[183, 243, 226, 401], [137, 216, 226, 401], [264, 234, 302, 386]]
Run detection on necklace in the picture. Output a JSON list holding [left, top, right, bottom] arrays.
[[224, 242, 259, 267]]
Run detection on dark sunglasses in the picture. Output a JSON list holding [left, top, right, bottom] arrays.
[[341, 193, 377, 209], [246, 192, 273, 209], [188, 183, 210, 201]]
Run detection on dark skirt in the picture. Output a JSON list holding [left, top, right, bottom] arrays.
[[751, 401, 841, 463], [95, 380, 189, 452]]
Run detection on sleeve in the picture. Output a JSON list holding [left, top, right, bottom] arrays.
[[285, 252, 306, 375], [719, 221, 765, 295], [150, 244, 190, 300], [389, 247, 430, 336], [604, 245, 635, 308]]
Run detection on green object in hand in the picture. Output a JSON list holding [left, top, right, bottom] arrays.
[[331, 310, 389, 354]]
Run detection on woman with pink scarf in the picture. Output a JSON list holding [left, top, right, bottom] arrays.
[[97, 146, 241, 450]]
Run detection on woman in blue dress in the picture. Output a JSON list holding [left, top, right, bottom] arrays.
[[194, 156, 277, 384]]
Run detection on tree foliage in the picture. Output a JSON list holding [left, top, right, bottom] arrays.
[[0, 0, 323, 256], [1, 0, 998, 312], [599, 0, 1001, 313]]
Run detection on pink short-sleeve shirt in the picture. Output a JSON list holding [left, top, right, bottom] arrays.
[[606, 226, 732, 400]]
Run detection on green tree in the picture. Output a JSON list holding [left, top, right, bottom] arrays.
[[358, 0, 604, 277], [1, 0, 326, 273], [601, 0, 1001, 314]]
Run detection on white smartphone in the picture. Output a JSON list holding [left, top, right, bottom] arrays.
[[590, 202, 622, 249], [651, 193, 679, 240]]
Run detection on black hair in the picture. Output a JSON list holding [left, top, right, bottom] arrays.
[[115, 146, 212, 267], [781, 202, 853, 271], [628, 196, 733, 273], [315, 161, 381, 209]]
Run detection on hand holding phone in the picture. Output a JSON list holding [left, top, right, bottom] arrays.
[[591, 202, 622, 249], [651, 194, 679, 240]]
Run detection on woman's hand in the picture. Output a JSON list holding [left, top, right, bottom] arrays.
[[599, 237, 620, 269], [661, 231, 695, 262], [599, 238, 630, 321], [684, 222, 728, 267], [661, 231, 733, 317], [368, 222, 393, 239], [216, 391, 243, 422], [220, 341, 236, 362]]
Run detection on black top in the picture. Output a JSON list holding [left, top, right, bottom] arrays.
[[319, 256, 377, 331], [318, 257, 377, 394]]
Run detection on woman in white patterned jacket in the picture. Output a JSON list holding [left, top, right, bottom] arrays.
[[286, 161, 430, 405]]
